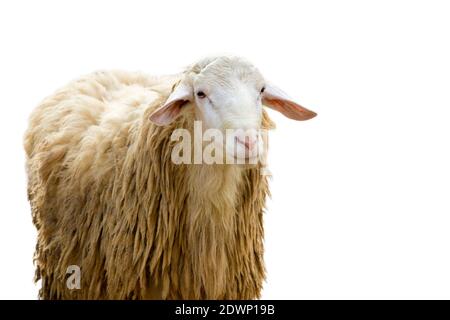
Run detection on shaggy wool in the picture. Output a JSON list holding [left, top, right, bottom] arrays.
[[24, 70, 275, 299]]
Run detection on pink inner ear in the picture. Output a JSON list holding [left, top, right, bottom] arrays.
[[263, 97, 317, 121], [149, 100, 186, 126]]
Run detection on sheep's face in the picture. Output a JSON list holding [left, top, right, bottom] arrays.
[[192, 62, 265, 132], [150, 56, 317, 162], [190, 59, 266, 160]]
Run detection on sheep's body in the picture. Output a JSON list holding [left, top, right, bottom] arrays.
[[25, 70, 273, 299]]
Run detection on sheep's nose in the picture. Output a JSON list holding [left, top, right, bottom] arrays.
[[235, 135, 257, 151]]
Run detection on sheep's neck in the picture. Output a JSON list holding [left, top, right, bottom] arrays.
[[185, 164, 245, 298]]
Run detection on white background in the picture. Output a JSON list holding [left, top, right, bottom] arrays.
[[0, 0, 449, 299]]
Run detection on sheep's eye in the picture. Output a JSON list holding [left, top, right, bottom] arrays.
[[260, 87, 265, 94], [196, 91, 206, 98]]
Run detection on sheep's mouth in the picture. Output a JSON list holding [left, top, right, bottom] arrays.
[[230, 152, 261, 164]]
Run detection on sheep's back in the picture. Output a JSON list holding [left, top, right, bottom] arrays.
[[24, 71, 176, 189]]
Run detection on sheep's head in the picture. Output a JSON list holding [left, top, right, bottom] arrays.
[[149, 56, 316, 162]]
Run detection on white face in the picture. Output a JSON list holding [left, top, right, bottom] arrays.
[[192, 72, 265, 130], [149, 56, 317, 162], [192, 64, 266, 160]]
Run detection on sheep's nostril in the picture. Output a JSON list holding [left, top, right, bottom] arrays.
[[235, 136, 256, 151]]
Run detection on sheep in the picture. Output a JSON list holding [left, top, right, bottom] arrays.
[[24, 56, 316, 300]]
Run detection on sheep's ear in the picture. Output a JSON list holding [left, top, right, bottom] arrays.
[[149, 81, 192, 126], [262, 84, 317, 121]]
